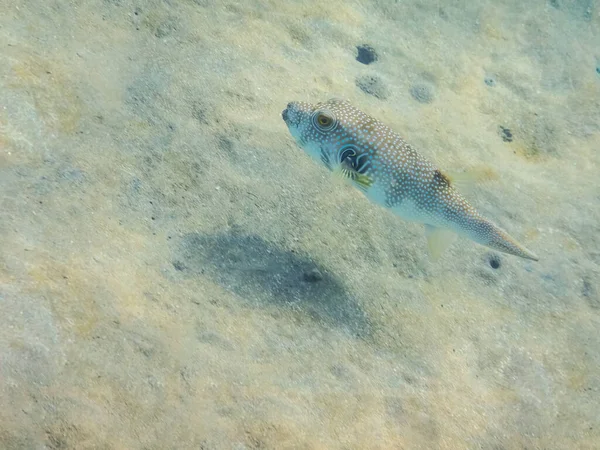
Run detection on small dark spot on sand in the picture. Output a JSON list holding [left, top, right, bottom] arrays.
[[489, 254, 501, 269], [484, 76, 496, 87], [356, 74, 388, 99], [155, 18, 178, 38], [191, 102, 209, 124], [356, 44, 378, 65], [303, 268, 323, 283], [582, 278, 593, 296], [402, 373, 416, 385], [410, 83, 435, 104], [59, 168, 86, 183], [330, 364, 350, 379], [45, 429, 69, 450], [173, 261, 186, 271], [582, 277, 598, 308], [596, 66, 600, 75], [218, 135, 235, 155], [499, 126, 513, 142], [549, 0, 560, 9], [196, 330, 234, 350]]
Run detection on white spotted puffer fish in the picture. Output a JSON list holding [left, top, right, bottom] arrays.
[[282, 98, 538, 261]]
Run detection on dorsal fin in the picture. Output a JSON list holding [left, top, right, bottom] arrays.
[[443, 167, 498, 191]]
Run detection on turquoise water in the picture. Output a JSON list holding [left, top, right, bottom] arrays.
[[1, 1, 599, 448]]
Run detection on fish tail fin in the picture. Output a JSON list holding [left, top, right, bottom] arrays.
[[470, 217, 539, 261]]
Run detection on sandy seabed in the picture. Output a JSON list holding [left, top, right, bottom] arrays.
[[1, 0, 599, 448]]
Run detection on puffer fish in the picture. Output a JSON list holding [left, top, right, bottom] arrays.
[[281, 98, 538, 261]]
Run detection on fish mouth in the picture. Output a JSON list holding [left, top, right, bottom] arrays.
[[282, 101, 297, 123], [282, 101, 307, 125]]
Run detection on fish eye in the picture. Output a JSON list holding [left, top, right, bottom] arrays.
[[312, 110, 337, 132], [317, 114, 332, 127]]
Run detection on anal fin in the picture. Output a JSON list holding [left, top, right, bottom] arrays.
[[425, 225, 456, 261]]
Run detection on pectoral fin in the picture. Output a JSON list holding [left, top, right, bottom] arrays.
[[425, 225, 456, 261], [331, 164, 372, 192]]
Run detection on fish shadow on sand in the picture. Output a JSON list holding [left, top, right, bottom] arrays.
[[175, 231, 371, 337]]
